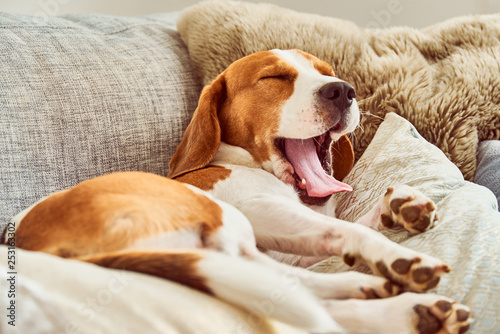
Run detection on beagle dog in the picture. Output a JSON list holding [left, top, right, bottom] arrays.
[[3, 50, 472, 334]]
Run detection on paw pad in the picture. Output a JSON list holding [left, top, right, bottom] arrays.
[[392, 257, 421, 274], [375, 261, 405, 286], [414, 304, 441, 334], [343, 253, 356, 266], [360, 286, 380, 299], [381, 214, 395, 228], [385, 187, 438, 233], [359, 280, 401, 299], [390, 196, 414, 214], [456, 309, 471, 322], [401, 205, 423, 223], [424, 277, 441, 291], [413, 267, 434, 283], [384, 281, 401, 295], [435, 300, 452, 313]]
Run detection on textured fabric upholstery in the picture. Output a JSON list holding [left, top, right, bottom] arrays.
[[475, 140, 500, 210], [0, 13, 202, 230]]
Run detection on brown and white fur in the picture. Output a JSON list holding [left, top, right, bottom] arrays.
[[3, 50, 472, 334]]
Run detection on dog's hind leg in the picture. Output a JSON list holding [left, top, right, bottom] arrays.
[[322, 292, 473, 334], [248, 250, 401, 300], [263, 250, 328, 267], [78, 249, 341, 333]]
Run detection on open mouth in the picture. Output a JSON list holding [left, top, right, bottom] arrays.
[[275, 123, 352, 203]]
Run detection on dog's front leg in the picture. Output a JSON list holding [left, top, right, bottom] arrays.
[[240, 194, 449, 293]]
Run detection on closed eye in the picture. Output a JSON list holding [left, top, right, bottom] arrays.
[[259, 74, 292, 81]]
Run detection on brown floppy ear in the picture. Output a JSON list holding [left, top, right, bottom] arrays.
[[331, 135, 355, 181], [168, 75, 226, 179]]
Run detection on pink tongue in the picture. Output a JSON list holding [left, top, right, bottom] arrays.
[[284, 138, 352, 197]]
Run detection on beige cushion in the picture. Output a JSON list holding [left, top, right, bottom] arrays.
[[311, 113, 500, 334]]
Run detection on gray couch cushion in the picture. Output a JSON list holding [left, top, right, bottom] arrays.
[[0, 13, 202, 230]]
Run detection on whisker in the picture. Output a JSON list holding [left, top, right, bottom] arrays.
[[360, 111, 385, 122], [348, 131, 359, 148], [355, 122, 365, 134], [330, 143, 341, 156], [350, 131, 358, 146]]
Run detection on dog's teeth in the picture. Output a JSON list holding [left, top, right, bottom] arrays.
[[298, 178, 307, 190]]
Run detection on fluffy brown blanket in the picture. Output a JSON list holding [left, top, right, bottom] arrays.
[[177, 0, 500, 181]]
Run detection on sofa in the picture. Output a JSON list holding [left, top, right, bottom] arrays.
[[1, 2, 499, 333]]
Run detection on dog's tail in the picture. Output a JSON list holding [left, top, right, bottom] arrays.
[[77, 249, 342, 333]]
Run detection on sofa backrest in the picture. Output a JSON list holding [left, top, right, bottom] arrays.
[[0, 13, 201, 230]]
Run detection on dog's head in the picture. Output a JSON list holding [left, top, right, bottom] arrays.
[[169, 49, 359, 204]]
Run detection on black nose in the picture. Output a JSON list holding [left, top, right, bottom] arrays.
[[319, 82, 356, 110]]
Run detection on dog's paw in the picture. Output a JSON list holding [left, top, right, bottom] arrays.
[[358, 277, 401, 300], [407, 293, 473, 334], [327, 272, 402, 300], [323, 292, 472, 334], [343, 235, 450, 293], [375, 250, 450, 293], [380, 186, 438, 233], [312, 271, 401, 300]]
